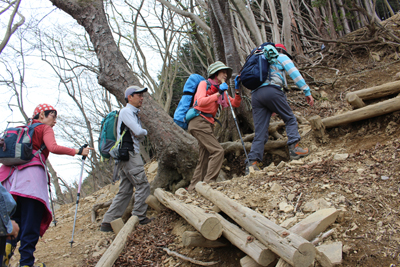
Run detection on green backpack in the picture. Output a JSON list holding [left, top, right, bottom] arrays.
[[98, 111, 119, 159]]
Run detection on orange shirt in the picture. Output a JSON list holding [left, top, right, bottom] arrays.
[[193, 81, 241, 124]]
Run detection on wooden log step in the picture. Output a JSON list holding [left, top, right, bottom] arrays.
[[345, 80, 400, 102], [154, 188, 222, 240], [95, 216, 139, 267], [346, 93, 366, 109], [216, 213, 276, 266], [182, 231, 228, 248], [195, 182, 315, 267], [322, 97, 400, 128]]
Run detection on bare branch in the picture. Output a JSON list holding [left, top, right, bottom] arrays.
[[0, 0, 25, 54]]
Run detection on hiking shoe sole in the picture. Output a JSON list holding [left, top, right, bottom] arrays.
[[100, 222, 113, 232], [245, 161, 261, 175], [139, 217, 155, 225]]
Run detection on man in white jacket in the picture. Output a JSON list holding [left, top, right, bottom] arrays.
[[101, 86, 153, 231]]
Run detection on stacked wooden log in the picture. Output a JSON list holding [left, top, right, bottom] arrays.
[[153, 183, 341, 267], [345, 80, 400, 109], [310, 81, 400, 142]]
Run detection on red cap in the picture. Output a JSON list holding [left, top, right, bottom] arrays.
[[33, 104, 56, 118], [275, 43, 287, 52]]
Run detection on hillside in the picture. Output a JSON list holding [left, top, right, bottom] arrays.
[[7, 15, 400, 267]]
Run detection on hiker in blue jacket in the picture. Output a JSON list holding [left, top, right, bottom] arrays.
[[0, 184, 19, 266], [245, 43, 314, 174]]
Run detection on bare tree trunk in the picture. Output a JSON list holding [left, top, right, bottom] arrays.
[[313, 7, 331, 39], [280, 0, 292, 54], [266, 0, 281, 43], [337, 0, 352, 34], [208, 2, 225, 62], [289, 1, 304, 56], [209, 0, 254, 142], [362, 0, 381, 23], [331, 0, 345, 36], [230, 0, 263, 45], [383, 0, 394, 17], [49, 0, 199, 193], [324, 2, 338, 39]]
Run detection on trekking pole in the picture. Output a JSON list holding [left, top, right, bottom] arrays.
[[38, 145, 58, 227], [224, 88, 250, 163], [49, 188, 57, 227], [69, 144, 88, 247]]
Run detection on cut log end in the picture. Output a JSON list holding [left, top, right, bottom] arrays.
[[258, 249, 277, 266], [292, 243, 316, 267], [200, 217, 223, 241], [346, 93, 366, 109]]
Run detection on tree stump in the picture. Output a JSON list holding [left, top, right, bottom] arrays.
[[309, 115, 328, 143]]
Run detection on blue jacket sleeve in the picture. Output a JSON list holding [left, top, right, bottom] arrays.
[[0, 184, 16, 236], [278, 55, 311, 96]]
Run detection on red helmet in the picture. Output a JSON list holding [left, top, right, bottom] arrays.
[[275, 43, 288, 52]]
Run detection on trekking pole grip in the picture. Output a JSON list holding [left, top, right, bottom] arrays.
[[81, 144, 88, 160]]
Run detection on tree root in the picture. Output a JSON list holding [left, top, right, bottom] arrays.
[[162, 247, 219, 266], [91, 200, 112, 223]]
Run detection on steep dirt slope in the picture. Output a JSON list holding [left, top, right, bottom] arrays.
[[7, 15, 400, 267]]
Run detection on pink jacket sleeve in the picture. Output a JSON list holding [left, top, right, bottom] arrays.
[[196, 81, 219, 107], [42, 126, 76, 156], [229, 93, 241, 108]]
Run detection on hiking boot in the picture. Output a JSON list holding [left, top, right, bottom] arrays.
[[3, 243, 15, 267], [245, 160, 260, 175], [289, 143, 310, 160], [139, 217, 155, 225], [100, 222, 113, 232]]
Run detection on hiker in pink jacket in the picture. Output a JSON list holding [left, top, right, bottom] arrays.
[[187, 61, 241, 191], [0, 104, 92, 267]]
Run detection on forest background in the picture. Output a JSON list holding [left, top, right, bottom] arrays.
[[1, 0, 399, 204]]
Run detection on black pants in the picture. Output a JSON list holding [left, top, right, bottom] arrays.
[[9, 196, 44, 266], [0, 236, 6, 263]]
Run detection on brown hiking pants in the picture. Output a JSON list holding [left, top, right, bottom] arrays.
[[187, 116, 224, 191]]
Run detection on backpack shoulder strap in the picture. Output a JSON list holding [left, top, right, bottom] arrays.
[[190, 80, 210, 108], [113, 110, 120, 139], [30, 122, 44, 128]]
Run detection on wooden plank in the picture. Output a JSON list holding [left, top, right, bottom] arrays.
[[95, 216, 139, 267]]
